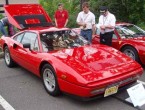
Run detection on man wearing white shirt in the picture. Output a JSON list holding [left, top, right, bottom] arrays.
[[97, 6, 116, 46], [76, 2, 95, 43]]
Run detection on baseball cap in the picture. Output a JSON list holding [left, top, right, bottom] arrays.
[[99, 6, 108, 13]]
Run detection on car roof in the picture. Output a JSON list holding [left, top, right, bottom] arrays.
[[116, 22, 133, 26]]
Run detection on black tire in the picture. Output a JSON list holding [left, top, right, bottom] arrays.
[[4, 46, 16, 67], [121, 46, 140, 63], [41, 64, 61, 96]]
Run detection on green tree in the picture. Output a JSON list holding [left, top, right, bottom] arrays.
[[39, 0, 145, 29], [89, 0, 145, 25]]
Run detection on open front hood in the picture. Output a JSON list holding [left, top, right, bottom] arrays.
[[4, 4, 52, 29]]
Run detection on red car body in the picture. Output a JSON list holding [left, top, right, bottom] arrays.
[[0, 4, 143, 99], [93, 23, 145, 65]]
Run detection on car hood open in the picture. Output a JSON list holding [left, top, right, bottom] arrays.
[[4, 4, 52, 29]]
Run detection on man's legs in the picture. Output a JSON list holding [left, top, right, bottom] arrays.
[[81, 30, 92, 43], [100, 31, 113, 46], [100, 33, 105, 44], [86, 29, 92, 43], [8, 24, 16, 36], [81, 30, 88, 40], [104, 31, 113, 46], [0, 22, 7, 36]]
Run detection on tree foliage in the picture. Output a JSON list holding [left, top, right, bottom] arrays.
[[39, 0, 145, 28]]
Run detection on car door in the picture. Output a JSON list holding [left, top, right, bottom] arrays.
[[112, 30, 121, 49], [112, 29, 125, 50], [10, 32, 25, 63], [14, 31, 41, 74]]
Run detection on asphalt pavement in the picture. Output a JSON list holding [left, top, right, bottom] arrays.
[[0, 48, 3, 58], [0, 59, 145, 110]]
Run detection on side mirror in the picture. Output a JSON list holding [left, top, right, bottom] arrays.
[[23, 43, 31, 50], [13, 43, 18, 48]]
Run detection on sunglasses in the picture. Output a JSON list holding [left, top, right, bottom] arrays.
[[100, 11, 107, 15]]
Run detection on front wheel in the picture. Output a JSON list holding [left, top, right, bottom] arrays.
[[4, 46, 16, 67], [41, 64, 61, 96], [121, 46, 140, 63]]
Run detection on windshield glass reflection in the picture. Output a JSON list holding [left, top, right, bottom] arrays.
[[116, 24, 145, 38]]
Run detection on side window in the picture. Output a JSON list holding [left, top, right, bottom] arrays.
[[13, 33, 24, 43], [40, 32, 54, 52], [21, 32, 39, 51], [33, 38, 39, 51], [41, 41, 48, 52], [112, 34, 118, 39], [116, 28, 126, 39]]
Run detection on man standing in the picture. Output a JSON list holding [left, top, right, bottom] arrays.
[[0, 17, 15, 36], [76, 2, 95, 43], [54, 3, 69, 28], [0, 17, 9, 36], [97, 6, 116, 46]]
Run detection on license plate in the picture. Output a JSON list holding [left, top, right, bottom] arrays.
[[104, 85, 119, 97]]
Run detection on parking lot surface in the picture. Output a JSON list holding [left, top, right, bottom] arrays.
[[0, 59, 145, 110]]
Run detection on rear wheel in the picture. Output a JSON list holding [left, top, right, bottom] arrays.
[[41, 64, 61, 96], [4, 46, 16, 67], [121, 46, 140, 63]]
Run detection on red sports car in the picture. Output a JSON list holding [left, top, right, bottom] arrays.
[[0, 4, 143, 99], [93, 23, 145, 65]]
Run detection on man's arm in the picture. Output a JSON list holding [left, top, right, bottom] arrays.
[[54, 18, 58, 27], [54, 11, 58, 27], [92, 14, 96, 35], [77, 22, 86, 27], [92, 24, 96, 35], [64, 19, 68, 27], [76, 12, 86, 27], [104, 15, 116, 29], [64, 11, 69, 27], [104, 25, 115, 29]]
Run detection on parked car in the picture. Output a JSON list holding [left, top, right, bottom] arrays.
[[0, 4, 143, 100], [92, 23, 145, 66]]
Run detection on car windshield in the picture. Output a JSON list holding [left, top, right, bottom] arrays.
[[116, 24, 145, 38], [40, 30, 89, 52]]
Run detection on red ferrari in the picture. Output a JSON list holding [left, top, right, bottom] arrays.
[[0, 4, 143, 99], [93, 23, 145, 66]]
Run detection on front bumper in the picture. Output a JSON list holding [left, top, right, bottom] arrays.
[[140, 54, 145, 65], [58, 67, 143, 98]]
